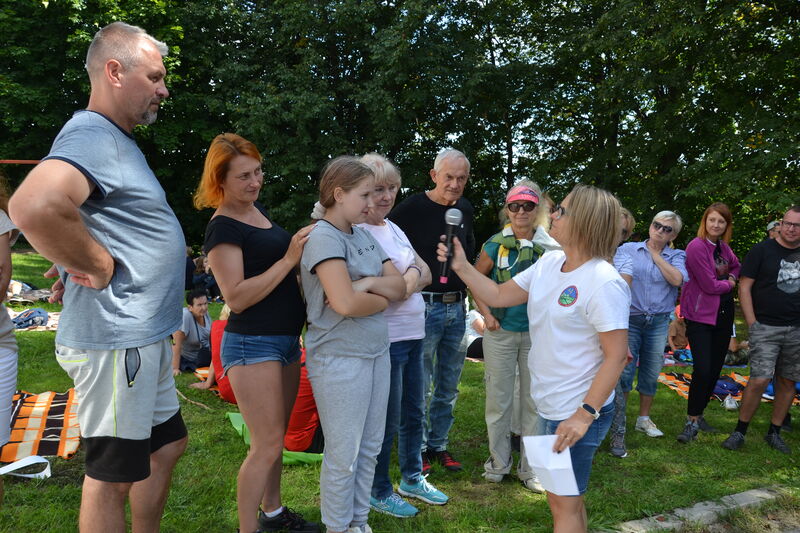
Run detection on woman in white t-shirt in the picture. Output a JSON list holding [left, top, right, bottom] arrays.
[[439, 184, 630, 533]]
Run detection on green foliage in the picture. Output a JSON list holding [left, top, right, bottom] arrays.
[[1, 0, 798, 254]]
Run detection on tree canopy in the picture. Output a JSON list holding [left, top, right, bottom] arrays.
[[2, 0, 797, 256]]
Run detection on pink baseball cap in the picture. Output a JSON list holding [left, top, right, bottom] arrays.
[[506, 186, 539, 205]]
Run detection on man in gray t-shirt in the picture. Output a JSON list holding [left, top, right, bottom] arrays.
[[9, 22, 186, 532]]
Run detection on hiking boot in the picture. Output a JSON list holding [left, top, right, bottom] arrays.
[[369, 493, 418, 518], [521, 474, 545, 494], [635, 418, 664, 438], [398, 477, 449, 505], [721, 431, 745, 451], [697, 416, 718, 433], [676, 420, 698, 443], [430, 450, 462, 471], [421, 450, 432, 474], [764, 432, 792, 454], [258, 507, 319, 532], [609, 433, 627, 458]]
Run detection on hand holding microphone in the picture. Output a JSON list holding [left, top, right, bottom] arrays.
[[438, 208, 463, 284]]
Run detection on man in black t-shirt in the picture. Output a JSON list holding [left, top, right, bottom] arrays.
[[389, 149, 475, 473], [722, 206, 800, 454]]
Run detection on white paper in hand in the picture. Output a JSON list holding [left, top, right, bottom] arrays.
[[522, 435, 579, 496]]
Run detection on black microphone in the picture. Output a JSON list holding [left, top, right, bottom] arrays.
[[439, 208, 463, 284]]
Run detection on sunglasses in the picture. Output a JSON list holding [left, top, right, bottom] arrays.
[[507, 202, 537, 213], [550, 204, 568, 219], [652, 221, 673, 234]]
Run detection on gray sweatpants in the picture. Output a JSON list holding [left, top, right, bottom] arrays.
[[307, 351, 390, 532]]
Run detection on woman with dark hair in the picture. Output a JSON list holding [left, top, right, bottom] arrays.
[[194, 133, 317, 533], [171, 288, 212, 375], [677, 202, 740, 443], [439, 185, 630, 532]]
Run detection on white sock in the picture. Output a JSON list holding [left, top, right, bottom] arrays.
[[263, 506, 284, 518], [638, 416, 650, 422]]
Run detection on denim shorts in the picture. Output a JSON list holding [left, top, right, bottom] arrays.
[[220, 332, 301, 374], [539, 402, 614, 495]]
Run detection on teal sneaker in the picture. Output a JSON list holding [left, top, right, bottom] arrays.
[[369, 493, 418, 518], [398, 477, 449, 506]]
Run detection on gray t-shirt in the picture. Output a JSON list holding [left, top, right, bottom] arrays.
[[42, 110, 184, 350], [300, 220, 390, 358], [0, 210, 19, 352], [179, 307, 211, 362]]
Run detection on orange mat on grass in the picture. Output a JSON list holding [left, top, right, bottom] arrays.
[[0, 389, 81, 462]]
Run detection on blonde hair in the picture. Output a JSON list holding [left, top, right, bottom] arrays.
[[219, 304, 231, 321], [564, 185, 621, 260], [361, 153, 401, 186], [498, 179, 549, 229], [318, 156, 374, 208], [620, 207, 636, 241]]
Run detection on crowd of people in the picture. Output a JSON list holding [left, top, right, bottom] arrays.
[[2, 20, 799, 533]]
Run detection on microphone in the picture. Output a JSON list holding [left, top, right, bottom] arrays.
[[439, 208, 463, 284]]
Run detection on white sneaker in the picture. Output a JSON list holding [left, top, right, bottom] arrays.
[[482, 471, 504, 483], [346, 526, 373, 533], [635, 417, 664, 437], [521, 474, 545, 494]]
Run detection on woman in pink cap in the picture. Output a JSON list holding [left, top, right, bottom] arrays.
[[473, 180, 547, 492]]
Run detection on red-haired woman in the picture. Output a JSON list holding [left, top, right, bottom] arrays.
[[194, 133, 317, 533], [678, 202, 740, 443]]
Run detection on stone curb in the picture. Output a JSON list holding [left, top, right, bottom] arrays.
[[612, 487, 783, 532]]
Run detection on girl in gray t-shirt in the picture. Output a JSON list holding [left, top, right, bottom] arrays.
[[300, 156, 405, 533]]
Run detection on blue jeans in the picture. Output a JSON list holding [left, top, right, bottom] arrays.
[[612, 313, 669, 436], [372, 339, 425, 499], [421, 300, 467, 452], [540, 402, 614, 495]]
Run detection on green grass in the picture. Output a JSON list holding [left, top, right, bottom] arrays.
[[2, 253, 798, 532]]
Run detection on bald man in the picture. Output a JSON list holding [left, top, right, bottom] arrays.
[[9, 22, 186, 533]]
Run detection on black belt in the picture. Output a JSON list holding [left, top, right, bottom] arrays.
[[421, 291, 465, 304]]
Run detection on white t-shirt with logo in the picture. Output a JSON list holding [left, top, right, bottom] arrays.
[[512, 250, 630, 420]]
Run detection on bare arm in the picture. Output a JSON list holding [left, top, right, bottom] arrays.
[[552, 328, 628, 453], [9, 160, 114, 288], [738, 276, 756, 327], [403, 249, 432, 297], [473, 250, 500, 331], [189, 360, 216, 390], [350, 260, 406, 302], [316, 259, 389, 317], [438, 237, 528, 309], [647, 241, 683, 286], [171, 330, 186, 376], [0, 234, 12, 298], [208, 224, 313, 314]]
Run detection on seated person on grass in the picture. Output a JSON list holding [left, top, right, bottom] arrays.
[[668, 305, 691, 362], [172, 288, 212, 375]]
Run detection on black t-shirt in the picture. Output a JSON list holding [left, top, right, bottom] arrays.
[[740, 238, 800, 326], [204, 203, 306, 335], [388, 192, 476, 293]]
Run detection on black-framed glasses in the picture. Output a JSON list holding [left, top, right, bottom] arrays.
[[508, 202, 536, 213], [782, 220, 800, 230], [652, 221, 673, 234], [550, 204, 568, 219]]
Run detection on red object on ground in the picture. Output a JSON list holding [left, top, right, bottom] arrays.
[[284, 349, 320, 452], [210, 320, 236, 404]]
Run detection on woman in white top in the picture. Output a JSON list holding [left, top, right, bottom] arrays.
[[438, 184, 630, 533], [356, 153, 448, 518]]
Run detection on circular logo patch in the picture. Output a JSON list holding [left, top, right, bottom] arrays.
[[558, 285, 578, 307]]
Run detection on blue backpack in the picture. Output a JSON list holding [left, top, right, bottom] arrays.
[[12, 308, 48, 329]]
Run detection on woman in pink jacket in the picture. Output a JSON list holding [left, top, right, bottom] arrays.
[[678, 202, 740, 443]]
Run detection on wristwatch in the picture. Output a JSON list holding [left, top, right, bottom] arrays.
[[581, 403, 600, 420]]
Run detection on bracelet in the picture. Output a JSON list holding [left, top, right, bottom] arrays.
[[406, 265, 422, 276]]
